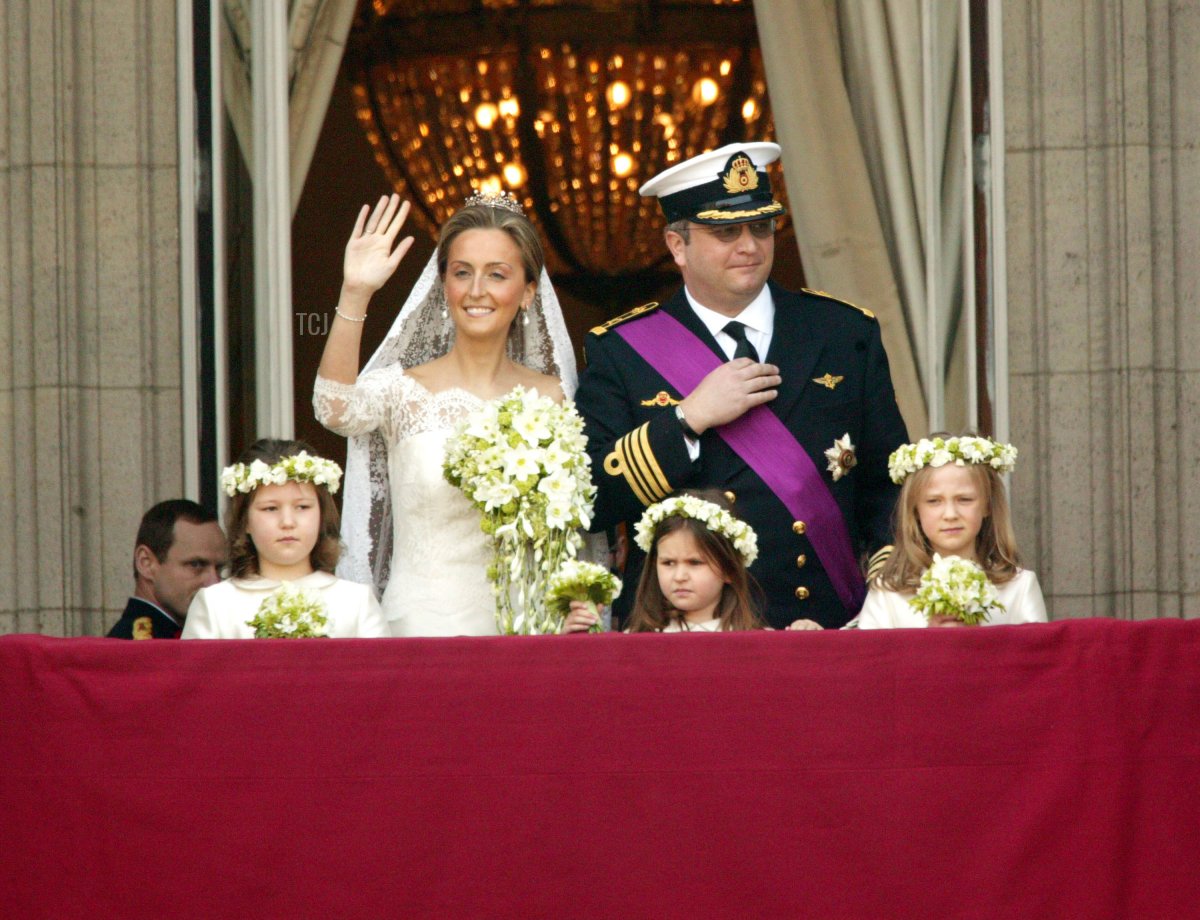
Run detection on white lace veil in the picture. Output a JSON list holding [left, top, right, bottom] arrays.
[[337, 229, 579, 595]]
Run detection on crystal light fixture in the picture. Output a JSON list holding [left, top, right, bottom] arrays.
[[348, 0, 787, 305]]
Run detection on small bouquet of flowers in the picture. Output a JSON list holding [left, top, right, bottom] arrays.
[[246, 583, 330, 638], [443, 386, 597, 635], [546, 560, 622, 634], [909, 554, 1006, 626]]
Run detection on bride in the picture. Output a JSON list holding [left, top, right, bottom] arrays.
[[313, 192, 577, 636]]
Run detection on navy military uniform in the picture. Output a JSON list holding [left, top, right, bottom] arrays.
[[574, 142, 908, 629], [577, 285, 906, 629], [106, 597, 182, 639]]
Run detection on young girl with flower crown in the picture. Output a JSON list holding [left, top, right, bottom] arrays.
[[856, 435, 1048, 629], [590, 491, 816, 633], [182, 439, 390, 639]]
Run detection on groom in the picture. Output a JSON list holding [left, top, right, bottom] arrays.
[[574, 142, 908, 629]]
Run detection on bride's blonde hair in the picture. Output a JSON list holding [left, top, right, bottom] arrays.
[[436, 201, 544, 284]]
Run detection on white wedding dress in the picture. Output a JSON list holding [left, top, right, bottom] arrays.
[[314, 366, 498, 637]]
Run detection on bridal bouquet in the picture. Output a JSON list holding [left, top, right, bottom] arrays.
[[443, 385, 597, 634], [546, 560, 622, 634], [909, 554, 1005, 626], [247, 583, 330, 638]]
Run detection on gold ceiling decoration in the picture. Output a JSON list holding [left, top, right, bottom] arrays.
[[348, 0, 786, 304]]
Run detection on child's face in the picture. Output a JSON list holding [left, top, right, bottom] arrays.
[[916, 464, 986, 561], [655, 529, 729, 622], [245, 481, 321, 579]]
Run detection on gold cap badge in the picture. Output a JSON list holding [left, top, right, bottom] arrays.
[[722, 155, 759, 194]]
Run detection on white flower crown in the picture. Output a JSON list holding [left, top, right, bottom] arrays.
[[888, 435, 1017, 485], [220, 452, 343, 498], [634, 495, 758, 566]]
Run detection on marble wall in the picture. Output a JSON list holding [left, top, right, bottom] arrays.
[[0, 2, 184, 636], [1004, 0, 1200, 618]]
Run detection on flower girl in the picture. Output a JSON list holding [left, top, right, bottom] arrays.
[[616, 492, 767, 633], [182, 439, 389, 639], [857, 435, 1048, 629]]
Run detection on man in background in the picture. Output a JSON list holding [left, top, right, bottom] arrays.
[[106, 500, 225, 639]]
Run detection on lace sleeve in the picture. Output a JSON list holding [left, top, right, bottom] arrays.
[[313, 366, 407, 439]]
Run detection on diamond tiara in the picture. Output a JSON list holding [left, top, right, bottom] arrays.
[[464, 190, 525, 215]]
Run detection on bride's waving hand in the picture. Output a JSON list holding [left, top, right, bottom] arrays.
[[343, 194, 414, 296], [319, 194, 414, 387]]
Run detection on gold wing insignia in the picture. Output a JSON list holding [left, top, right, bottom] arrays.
[[813, 374, 845, 390]]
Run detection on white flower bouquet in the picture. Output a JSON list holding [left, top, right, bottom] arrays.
[[247, 583, 330, 638], [909, 554, 1006, 626], [443, 386, 597, 634], [546, 560, 622, 634]]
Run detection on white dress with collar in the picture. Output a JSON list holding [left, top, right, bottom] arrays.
[[181, 571, 389, 639], [857, 568, 1048, 629]]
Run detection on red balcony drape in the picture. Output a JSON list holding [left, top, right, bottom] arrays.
[[2, 620, 1198, 918]]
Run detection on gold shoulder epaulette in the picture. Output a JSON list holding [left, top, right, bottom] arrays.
[[590, 302, 660, 336], [802, 288, 876, 321]]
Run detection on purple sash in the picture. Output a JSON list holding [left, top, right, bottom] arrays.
[[615, 310, 866, 613]]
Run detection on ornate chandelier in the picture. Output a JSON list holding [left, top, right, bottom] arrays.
[[348, 0, 787, 305]]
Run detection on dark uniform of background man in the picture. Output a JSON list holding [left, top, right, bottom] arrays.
[[575, 142, 909, 629], [106, 500, 226, 639]]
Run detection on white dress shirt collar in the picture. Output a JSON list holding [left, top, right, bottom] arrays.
[[684, 285, 775, 360]]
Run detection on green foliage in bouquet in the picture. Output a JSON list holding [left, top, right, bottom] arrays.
[[443, 386, 597, 634], [546, 560, 622, 634], [909, 554, 1006, 626], [246, 583, 330, 638]]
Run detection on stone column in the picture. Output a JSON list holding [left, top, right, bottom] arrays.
[[1004, 1, 1200, 619], [0, 2, 183, 636]]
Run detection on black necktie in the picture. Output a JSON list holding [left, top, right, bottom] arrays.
[[723, 321, 760, 362]]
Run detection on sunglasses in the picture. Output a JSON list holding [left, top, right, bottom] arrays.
[[693, 220, 777, 243]]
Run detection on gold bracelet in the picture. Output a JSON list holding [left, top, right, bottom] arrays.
[[334, 306, 367, 323]]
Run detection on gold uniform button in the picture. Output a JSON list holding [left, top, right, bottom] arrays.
[[795, 586, 810, 600], [796, 554, 807, 568], [723, 490, 736, 504], [792, 520, 806, 535]]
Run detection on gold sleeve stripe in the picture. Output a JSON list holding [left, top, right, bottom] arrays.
[[604, 432, 653, 506], [618, 429, 659, 505], [629, 423, 672, 501], [866, 545, 892, 579]]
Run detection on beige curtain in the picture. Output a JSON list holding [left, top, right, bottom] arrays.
[[838, 0, 966, 430], [755, 0, 968, 438], [221, 0, 357, 214]]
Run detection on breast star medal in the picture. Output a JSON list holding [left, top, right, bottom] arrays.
[[825, 433, 857, 482]]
